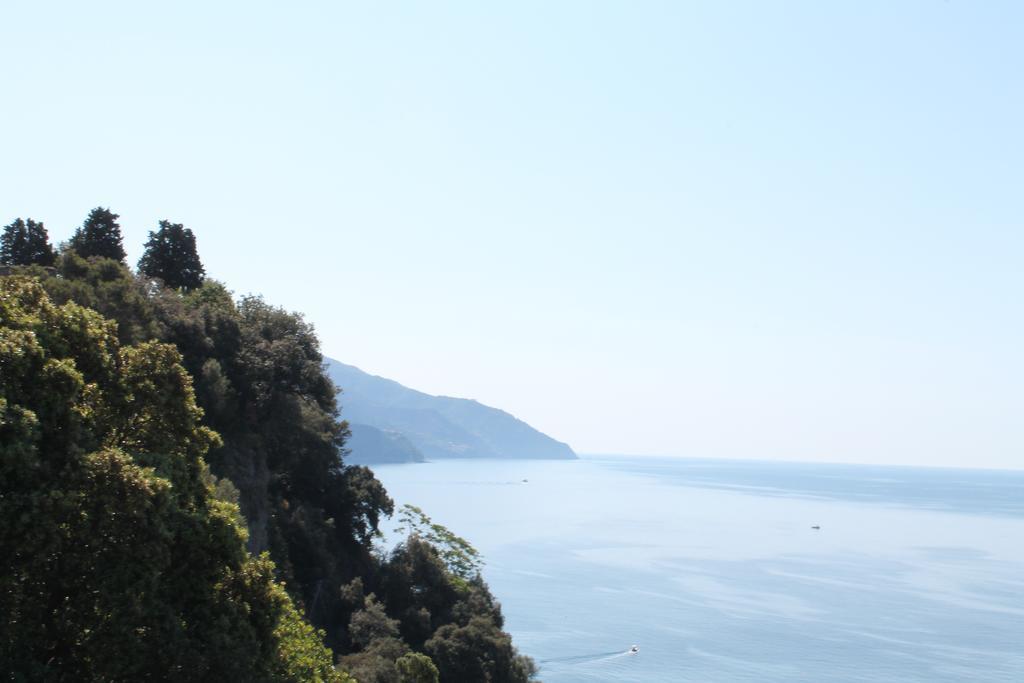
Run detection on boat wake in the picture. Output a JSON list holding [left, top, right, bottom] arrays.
[[539, 648, 637, 667]]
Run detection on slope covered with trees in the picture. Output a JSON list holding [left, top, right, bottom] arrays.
[[0, 277, 347, 681], [0, 207, 537, 682]]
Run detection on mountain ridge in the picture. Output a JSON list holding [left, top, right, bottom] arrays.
[[326, 358, 577, 464]]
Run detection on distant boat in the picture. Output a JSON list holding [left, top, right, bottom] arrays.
[[522, 479, 528, 483], [811, 525, 821, 530], [629, 645, 639, 654]]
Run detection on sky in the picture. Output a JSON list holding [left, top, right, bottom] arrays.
[[2, 1, 1021, 468]]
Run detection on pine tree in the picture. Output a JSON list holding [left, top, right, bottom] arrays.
[[1, 218, 56, 266], [69, 207, 127, 262], [0, 219, 25, 265], [138, 220, 206, 290]]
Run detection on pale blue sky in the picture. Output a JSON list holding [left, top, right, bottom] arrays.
[[2, 1, 1021, 467]]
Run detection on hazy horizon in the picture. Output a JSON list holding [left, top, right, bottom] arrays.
[[574, 452, 1024, 472], [3, 1, 1021, 469]]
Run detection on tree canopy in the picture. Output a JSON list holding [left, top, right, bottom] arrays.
[[138, 219, 206, 290], [397, 504, 484, 581], [69, 206, 127, 262], [1, 218, 56, 266], [397, 653, 441, 683], [0, 277, 349, 681], [2, 209, 538, 681]]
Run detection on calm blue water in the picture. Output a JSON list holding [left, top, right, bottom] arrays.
[[370, 456, 1024, 682]]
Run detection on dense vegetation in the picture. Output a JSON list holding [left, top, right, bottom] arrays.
[[0, 277, 346, 681], [1, 211, 537, 681]]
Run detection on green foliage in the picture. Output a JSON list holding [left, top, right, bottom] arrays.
[[425, 616, 539, 683], [349, 594, 401, 648], [69, 206, 127, 262], [338, 592, 415, 683], [397, 504, 483, 581], [7, 212, 539, 680], [187, 293, 395, 643], [41, 250, 162, 345], [138, 219, 206, 290], [397, 652, 440, 683], [338, 635, 410, 683], [380, 536, 461, 650], [0, 277, 348, 681], [231, 554, 355, 682], [377, 535, 537, 681], [26, 253, 397, 653], [1, 218, 56, 266]]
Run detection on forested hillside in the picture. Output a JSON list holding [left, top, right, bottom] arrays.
[[0, 210, 537, 682]]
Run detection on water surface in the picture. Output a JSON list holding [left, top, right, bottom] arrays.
[[370, 456, 1024, 682]]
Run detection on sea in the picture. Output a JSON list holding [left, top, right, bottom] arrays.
[[369, 455, 1024, 682]]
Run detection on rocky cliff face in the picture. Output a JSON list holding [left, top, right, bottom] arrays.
[[327, 359, 576, 462]]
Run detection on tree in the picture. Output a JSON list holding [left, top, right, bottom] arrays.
[[378, 533, 537, 681], [0, 276, 350, 681], [138, 219, 206, 290], [0, 218, 56, 266], [338, 594, 412, 683], [396, 653, 440, 683], [18, 241, 537, 679], [349, 594, 401, 648], [43, 250, 162, 345], [425, 617, 538, 683], [33, 260, 396, 654], [69, 206, 126, 262], [397, 504, 483, 581]]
